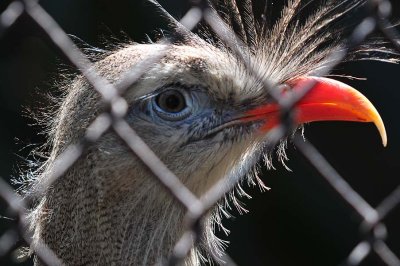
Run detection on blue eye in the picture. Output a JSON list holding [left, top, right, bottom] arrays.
[[152, 89, 192, 121]]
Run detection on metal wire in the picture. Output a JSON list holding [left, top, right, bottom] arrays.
[[0, 0, 399, 265]]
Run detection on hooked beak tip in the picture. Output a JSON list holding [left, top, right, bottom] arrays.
[[291, 76, 387, 147], [245, 76, 387, 147]]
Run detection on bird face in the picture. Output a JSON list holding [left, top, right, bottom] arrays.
[[113, 43, 386, 195], [119, 44, 266, 194]]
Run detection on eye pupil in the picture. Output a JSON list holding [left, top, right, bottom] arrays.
[[156, 90, 186, 113], [165, 95, 181, 110]]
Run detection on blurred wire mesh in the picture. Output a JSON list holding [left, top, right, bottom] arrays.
[[0, 0, 399, 265]]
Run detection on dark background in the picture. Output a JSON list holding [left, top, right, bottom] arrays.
[[0, 0, 399, 265]]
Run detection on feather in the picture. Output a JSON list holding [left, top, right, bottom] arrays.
[[147, 0, 196, 44], [215, 0, 248, 43], [236, 0, 257, 47]]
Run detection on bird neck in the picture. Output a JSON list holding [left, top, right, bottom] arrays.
[[33, 156, 203, 265]]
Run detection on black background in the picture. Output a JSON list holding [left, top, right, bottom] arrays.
[[0, 0, 399, 265]]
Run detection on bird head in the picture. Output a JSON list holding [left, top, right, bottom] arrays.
[[51, 0, 388, 231], [104, 42, 386, 197], [31, 0, 392, 264]]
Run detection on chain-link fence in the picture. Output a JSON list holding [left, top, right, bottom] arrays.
[[0, 0, 399, 265]]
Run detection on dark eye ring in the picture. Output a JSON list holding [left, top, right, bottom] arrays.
[[152, 89, 192, 121]]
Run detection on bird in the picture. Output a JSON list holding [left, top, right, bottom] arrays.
[[24, 0, 394, 265]]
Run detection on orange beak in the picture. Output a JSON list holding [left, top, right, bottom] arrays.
[[244, 76, 387, 146]]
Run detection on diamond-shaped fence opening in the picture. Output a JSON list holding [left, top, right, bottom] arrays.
[[0, 0, 399, 265]]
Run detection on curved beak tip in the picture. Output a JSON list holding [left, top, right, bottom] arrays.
[[246, 76, 387, 147], [376, 116, 387, 147], [291, 76, 388, 147]]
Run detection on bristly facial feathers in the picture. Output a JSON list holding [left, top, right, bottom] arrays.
[[25, 0, 398, 265], [152, 0, 398, 84]]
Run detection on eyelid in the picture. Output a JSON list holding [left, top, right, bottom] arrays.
[[135, 82, 205, 101], [136, 92, 157, 102]]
